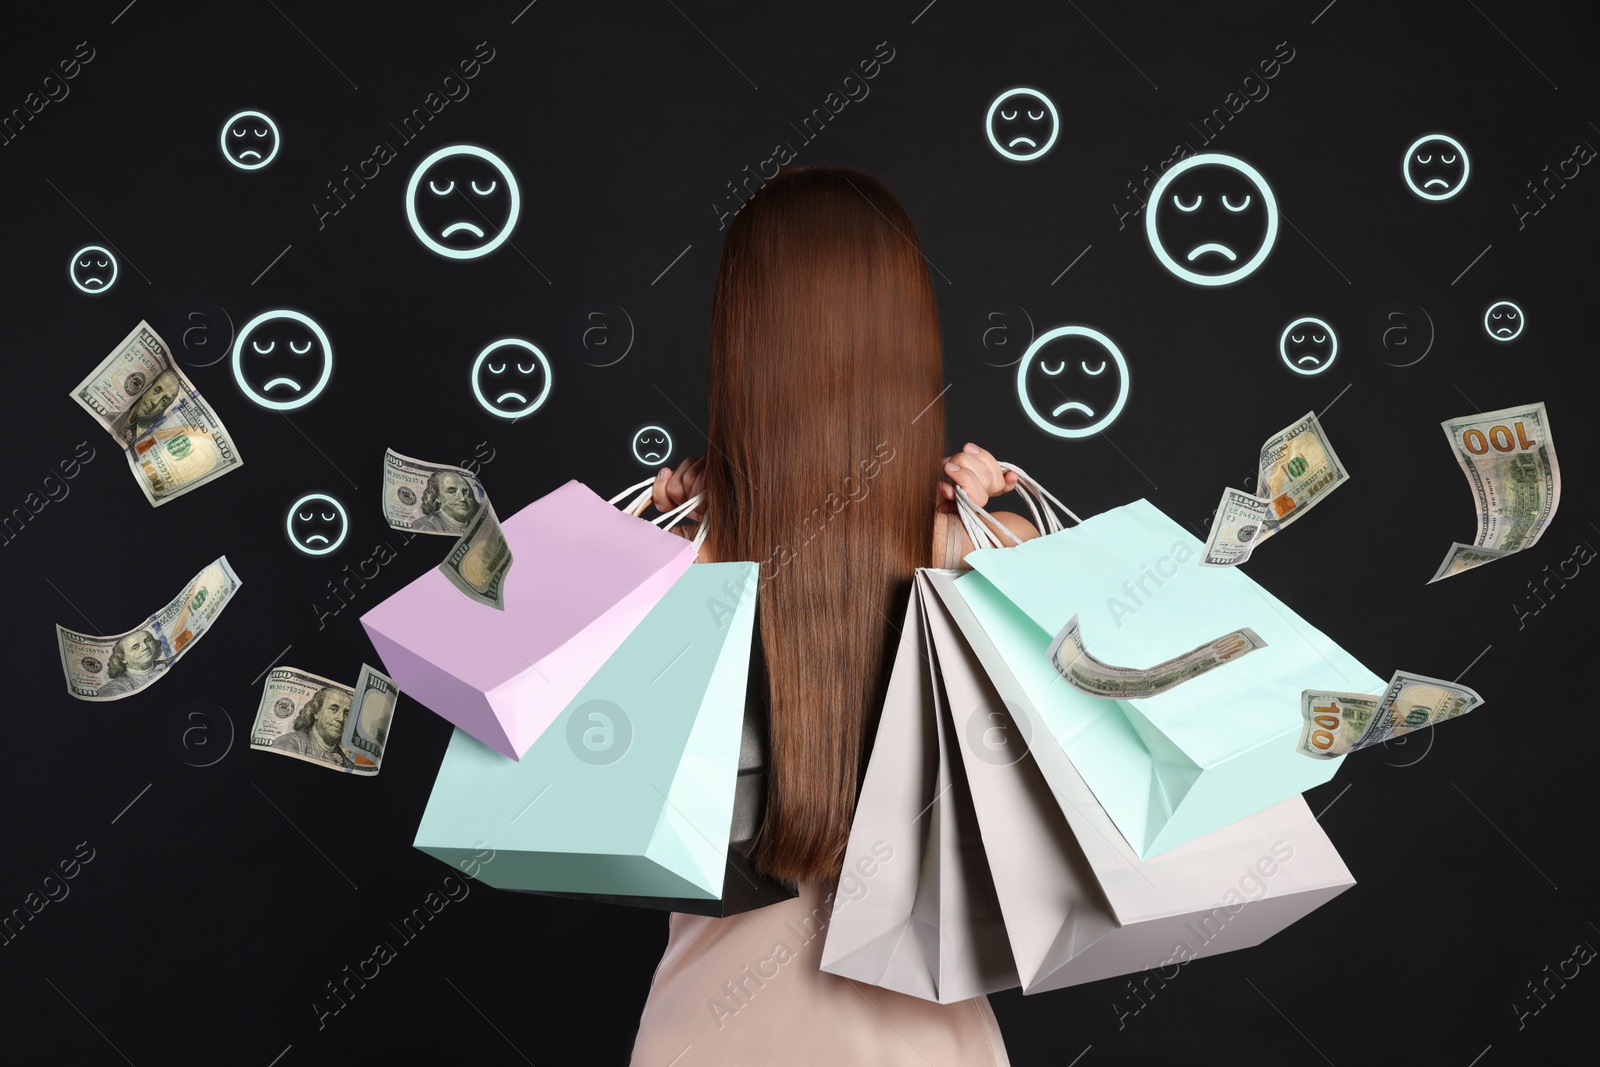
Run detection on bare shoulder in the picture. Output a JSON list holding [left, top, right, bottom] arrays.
[[931, 507, 1040, 568], [992, 509, 1041, 542]]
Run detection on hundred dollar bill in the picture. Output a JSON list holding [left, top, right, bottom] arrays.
[[55, 556, 242, 701], [1201, 487, 1272, 567], [1047, 614, 1268, 699], [71, 321, 185, 447], [441, 500, 513, 609], [382, 448, 513, 609], [343, 663, 399, 776], [1256, 410, 1348, 540], [70, 321, 244, 505], [251, 666, 357, 772], [1297, 670, 1485, 758], [1429, 401, 1560, 583], [382, 449, 489, 536], [125, 387, 245, 506]]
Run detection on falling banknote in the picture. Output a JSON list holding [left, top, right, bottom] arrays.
[[250, 663, 399, 775], [1256, 410, 1349, 539], [1429, 401, 1560, 583], [1297, 670, 1485, 758], [1201, 411, 1349, 567], [382, 448, 513, 609], [1046, 614, 1268, 699], [55, 556, 243, 701], [70, 321, 245, 506], [1201, 487, 1272, 567]]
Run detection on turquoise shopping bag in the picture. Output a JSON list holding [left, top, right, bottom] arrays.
[[952, 476, 1383, 859], [414, 560, 758, 901]]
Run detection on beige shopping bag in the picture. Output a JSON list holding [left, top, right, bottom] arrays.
[[817, 581, 1018, 1003]]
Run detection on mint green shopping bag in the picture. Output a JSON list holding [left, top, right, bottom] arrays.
[[950, 469, 1383, 859], [414, 560, 759, 901]]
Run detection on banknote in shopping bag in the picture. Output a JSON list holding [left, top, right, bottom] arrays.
[[950, 468, 1384, 857], [363, 478, 703, 759]]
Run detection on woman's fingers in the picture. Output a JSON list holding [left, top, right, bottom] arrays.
[[946, 451, 1001, 499], [651, 466, 674, 514], [944, 456, 989, 508], [940, 444, 1016, 510], [664, 455, 706, 520], [961, 443, 1009, 495]]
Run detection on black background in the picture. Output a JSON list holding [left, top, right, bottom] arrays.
[[4, 1, 1597, 1064]]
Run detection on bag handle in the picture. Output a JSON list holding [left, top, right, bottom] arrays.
[[953, 461, 1079, 552], [1001, 462, 1080, 532], [607, 478, 710, 552]]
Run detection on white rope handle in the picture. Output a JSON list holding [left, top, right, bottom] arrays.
[[956, 485, 1023, 548], [608, 478, 657, 516], [953, 461, 1079, 552], [998, 462, 1080, 531], [606, 478, 710, 553], [651, 492, 710, 553]]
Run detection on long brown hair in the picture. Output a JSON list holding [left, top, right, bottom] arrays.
[[702, 166, 944, 885]]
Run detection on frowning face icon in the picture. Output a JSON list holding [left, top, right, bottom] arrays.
[[232, 310, 334, 411], [405, 145, 521, 259], [1016, 325, 1131, 439], [1279, 317, 1338, 375], [984, 88, 1059, 162], [1483, 300, 1524, 342], [1402, 134, 1469, 201], [1146, 153, 1279, 286], [220, 111, 281, 170], [286, 493, 348, 556], [631, 426, 673, 465], [471, 338, 552, 419], [69, 244, 118, 294]]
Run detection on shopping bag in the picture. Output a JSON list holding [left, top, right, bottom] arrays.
[[509, 647, 798, 915], [414, 559, 768, 906], [818, 580, 1019, 1004], [362, 478, 703, 759], [950, 466, 1385, 858], [923, 567, 1356, 993]]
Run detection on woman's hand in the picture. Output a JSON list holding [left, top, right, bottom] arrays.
[[939, 442, 1017, 510], [652, 455, 706, 521]]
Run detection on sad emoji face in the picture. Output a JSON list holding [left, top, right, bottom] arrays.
[[984, 88, 1059, 162], [286, 493, 349, 556], [1145, 153, 1279, 286], [1402, 134, 1469, 201], [1016, 326, 1131, 439], [232, 310, 333, 411], [220, 111, 281, 170], [471, 339, 552, 419], [405, 145, 521, 259]]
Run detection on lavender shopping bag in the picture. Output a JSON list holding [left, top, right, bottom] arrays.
[[362, 479, 702, 759]]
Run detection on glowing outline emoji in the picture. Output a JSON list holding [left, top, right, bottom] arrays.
[[285, 493, 349, 556], [405, 144, 522, 260], [1145, 152, 1279, 287], [1278, 317, 1338, 376], [219, 110, 281, 171], [1483, 300, 1524, 342], [984, 87, 1060, 162], [68, 244, 118, 295], [1015, 325, 1130, 439], [231, 309, 334, 412], [471, 338, 552, 419], [631, 425, 673, 465], [1401, 133, 1470, 201]]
